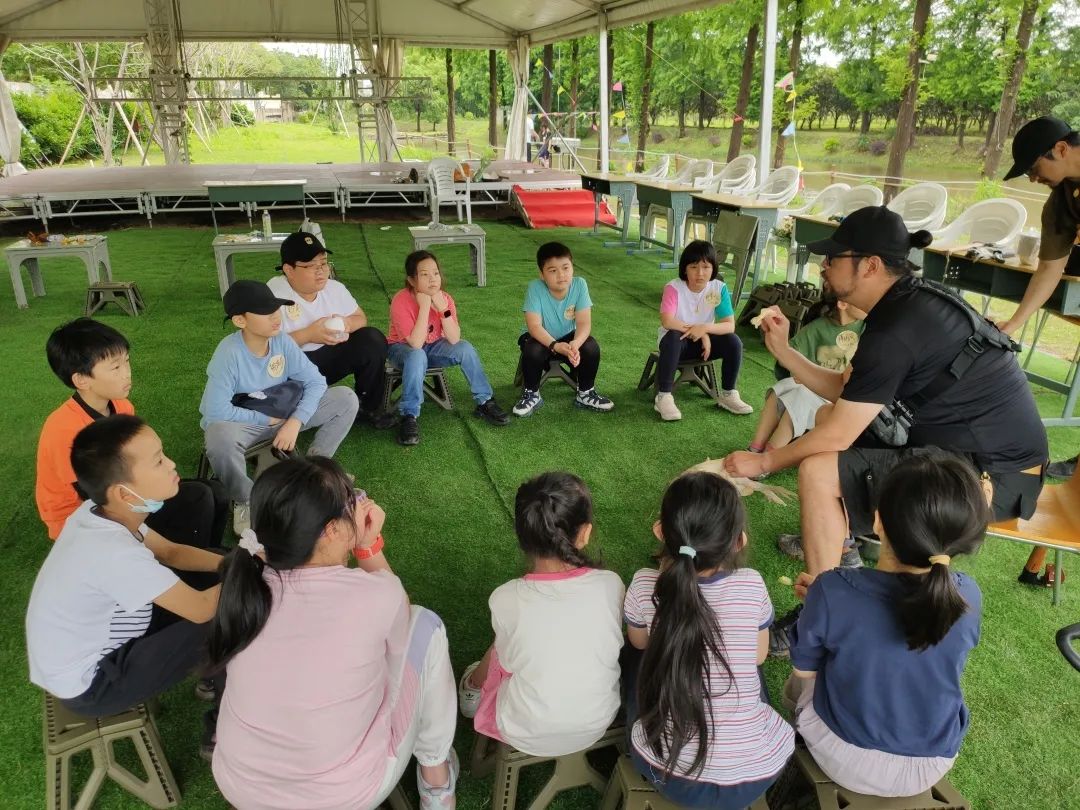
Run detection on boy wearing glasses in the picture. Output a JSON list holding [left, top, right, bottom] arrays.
[[268, 232, 394, 429]]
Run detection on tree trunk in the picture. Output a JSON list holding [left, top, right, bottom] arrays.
[[488, 49, 498, 148], [698, 88, 706, 130], [542, 44, 553, 114], [884, 0, 931, 199], [727, 22, 759, 161], [445, 49, 456, 155], [983, 0, 1039, 178], [634, 22, 655, 172], [570, 40, 580, 137], [774, 0, 804, 168], [860, 110, 871, 134], [957, 118, 966, 150], [678, 96, 687, 138], [607, 33, 615, 128]]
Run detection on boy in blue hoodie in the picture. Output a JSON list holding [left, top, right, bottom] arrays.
[[200, 280, 359, 533]]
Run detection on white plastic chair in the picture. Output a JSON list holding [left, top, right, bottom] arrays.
[[887, 182, 948, 231], [839, 184, 884, 215], [630, 154, 670, 180], [750, 166, 801, 206], [780, 182, 850, 219], [931, 198, 1028, 248], [709, 155, 756, 194], [426, 157, 471, 225], [671, 158, 713, 188]]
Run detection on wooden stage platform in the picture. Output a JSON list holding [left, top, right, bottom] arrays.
[[0, 161, 581, 225]]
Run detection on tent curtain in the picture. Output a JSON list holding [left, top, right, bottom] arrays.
[[372, 38, 403, 163], [503, 36, 529, 161], [0, 35, 26, 176]]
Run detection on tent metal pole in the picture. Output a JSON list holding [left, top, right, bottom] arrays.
[[758, 0, 778, 186], [598, 11, 609, 173]]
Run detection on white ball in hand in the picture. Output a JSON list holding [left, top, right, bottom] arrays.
[[325, 316, 346, 333]]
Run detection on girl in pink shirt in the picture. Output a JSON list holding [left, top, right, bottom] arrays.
[[387, 250, 509, 447], [206, 457, 458, 810]]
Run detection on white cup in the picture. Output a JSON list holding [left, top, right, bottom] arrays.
[[1017, 231, 1040, 265]]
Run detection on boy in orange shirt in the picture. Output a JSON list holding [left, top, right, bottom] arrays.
[[35, 319, 228, 549]]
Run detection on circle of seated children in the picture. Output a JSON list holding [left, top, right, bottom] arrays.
[[25, 206, 1051, 809]]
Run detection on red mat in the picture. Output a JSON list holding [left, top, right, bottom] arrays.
[[512, 185, 617, 229]]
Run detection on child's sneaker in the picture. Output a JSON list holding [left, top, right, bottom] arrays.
[[417, 748, 459, 810], [513, 389, 543, 417], [232, 502, 250, 536], [717, 389, 754, 415], [195, 677, 217, 702], [458, 662, 482, 718], [575, 388, 614, 412], [654, 393, 682, 421]]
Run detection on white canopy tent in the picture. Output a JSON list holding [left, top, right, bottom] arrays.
[[0, 0, 779, 180]]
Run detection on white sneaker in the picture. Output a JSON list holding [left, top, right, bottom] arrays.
[[417, 747, 459, 810], [458, 662, 482, 718], [654, 392, 682, 421], [575, 387, 614, 412], [717, 389, 754, 415], [232, 502, 250, 536], [513, 388, 543, 417]]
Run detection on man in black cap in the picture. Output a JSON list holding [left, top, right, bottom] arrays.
[[267, 231, 394, 429], [998, 116, 1079, 483], [725, 206, 1048, 652]]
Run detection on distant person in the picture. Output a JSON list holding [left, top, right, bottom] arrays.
[[513, 242, 614, 417], [200, 280, 358, 535], [457, 472, 624, 756], [268, 231, 394, 430], [653, 240, 752, 422], [387, 250, 509, 446], [786, 454, 988, 798]]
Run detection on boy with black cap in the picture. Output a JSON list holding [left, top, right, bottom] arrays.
[[724, 206, 1048, 653], [267, 231, 394, 429], [200, 280, 359, 534]]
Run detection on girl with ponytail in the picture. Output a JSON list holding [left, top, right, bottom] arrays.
[[787, 451, 990, 798], [207, 457, 459, 810], [457, 471, 625, 757], [622, 472, 794, 809]]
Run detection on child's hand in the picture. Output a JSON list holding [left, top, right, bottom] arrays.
[[312, 316, 348, 345], [682, 324, 710, 342], [353, 498, 386, 549], [272, 417, 302, 452], [565, 339, 582, 366], [430, 291, 449, 312]]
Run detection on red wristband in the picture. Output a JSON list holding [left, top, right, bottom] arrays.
[[353, 533, 384, 561]]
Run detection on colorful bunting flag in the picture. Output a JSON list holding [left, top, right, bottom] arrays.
[[612, 81, 623, 91], [781, 121, 796, 137], [625, 162, 634, 172], [733, 114, 745, 123], [786, 90, 798, 102], [776, 72, 794, 90], [618, 133, 631, 144], [535, 58, 544, 69], [612, 109, 626, 122], [557, 85, 566, 96]]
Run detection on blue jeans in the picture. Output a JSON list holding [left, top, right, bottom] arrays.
[[388, 339, 493, 417]]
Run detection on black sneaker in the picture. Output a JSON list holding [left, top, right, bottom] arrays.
[[194, 677, 216, 702], [475, 398, 510, 426], [398, 415, 420, 446], [769, 605, 803, 658], [1047, 455, 1077, 479], [356, 408, 399, 430]]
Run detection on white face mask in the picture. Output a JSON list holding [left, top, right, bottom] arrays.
[[120, 485, 165, 514]]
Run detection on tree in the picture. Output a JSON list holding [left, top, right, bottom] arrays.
[[729, 22, 759, 160], [488, 50, 498, 148], [983, 0, 1042, 177], [445, 49, 456, 154], [634, 22, 655, 172], [774, 0, 806, 168], [885, 0, 933, 198]]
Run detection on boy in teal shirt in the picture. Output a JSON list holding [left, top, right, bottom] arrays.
[[513, 242, 614, 417]]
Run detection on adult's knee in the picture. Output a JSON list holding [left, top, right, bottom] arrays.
[[454, 339, 479, 360], [798, 452, 841, 497], [350, 326, 388, 357], [401, 346, 429, 372]]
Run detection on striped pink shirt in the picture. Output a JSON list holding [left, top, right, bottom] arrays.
[[624, 567, 794, 784]]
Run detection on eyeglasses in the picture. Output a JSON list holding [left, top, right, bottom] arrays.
[[294, 259, 329, 272], [824, 252, 872, 264], [1025, 150, 1056, 180]]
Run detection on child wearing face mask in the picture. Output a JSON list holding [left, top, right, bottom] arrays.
[[26, 415, 222, 729]]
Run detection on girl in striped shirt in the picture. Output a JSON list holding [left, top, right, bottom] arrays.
[[623, 471, 794, 809]]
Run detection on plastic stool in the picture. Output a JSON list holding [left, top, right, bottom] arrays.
[[44, 692, 180, 810], [382, 361, 454, 412], [196, 437, 280, 480], [513, 356, 578, 391], [602, 754, 771, 809], [638, 350, 721, 404], [470, 725, 624, 810], [85, 281, 145, 317], [380, 782, 413, 810]]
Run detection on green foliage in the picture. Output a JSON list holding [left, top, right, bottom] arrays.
[[11, 87, 93, 163], [230, 104, 254, 127], [823, 136, 842, 153]]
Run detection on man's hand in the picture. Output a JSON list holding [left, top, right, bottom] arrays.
[[724, 451, 768, 478], [794, 571, 815, 601], [272, 417, 302, 451], [759, 309, 791, 359], [994, 316, 1020, 336], [430, 290, 449, 312]]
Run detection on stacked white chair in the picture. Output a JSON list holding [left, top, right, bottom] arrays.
[[887, 182, 949, 231], [427, 157, 472, 225]]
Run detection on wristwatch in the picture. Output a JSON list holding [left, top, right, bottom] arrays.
[[442, 309, 452, 319]]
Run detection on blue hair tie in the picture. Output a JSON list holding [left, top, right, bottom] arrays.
[[678, 545, 697, 559]]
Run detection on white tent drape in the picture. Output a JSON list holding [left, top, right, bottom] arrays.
[[0, 35, 26, 177], [503, 36, 529, 161], [372, 38, 403, 163]]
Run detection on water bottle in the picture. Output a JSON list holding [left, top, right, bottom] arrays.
[[261, 209, 272, 239]]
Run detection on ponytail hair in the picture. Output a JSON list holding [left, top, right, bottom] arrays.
[[206, 456, 357, 670], [877, 453, 990, 651], [514, 471, 598, 569], [637, 472, 745, 778]]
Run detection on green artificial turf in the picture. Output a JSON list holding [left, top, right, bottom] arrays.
[[0, 216, 1076, 809]]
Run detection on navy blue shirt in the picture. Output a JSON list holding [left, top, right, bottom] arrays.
[[789, 568, 981, 758]]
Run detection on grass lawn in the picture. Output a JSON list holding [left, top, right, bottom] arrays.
[[0, 215, 1077, 809]]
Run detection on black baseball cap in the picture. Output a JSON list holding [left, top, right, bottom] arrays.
[[1003, 116, 1076, 181], [806, 205, 932, 265], [279, 230, 333, 269], [223, 279, 294, 317]]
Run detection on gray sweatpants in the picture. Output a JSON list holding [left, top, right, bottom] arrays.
[[204, 386, 359, 503]]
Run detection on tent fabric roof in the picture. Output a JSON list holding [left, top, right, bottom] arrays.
[[0, 0, 728, 47]]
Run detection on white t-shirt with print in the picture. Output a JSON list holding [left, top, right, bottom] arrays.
[[26, 501, 179, 698], [489, 567, 625, 756], [267, 276, 360, 352]]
